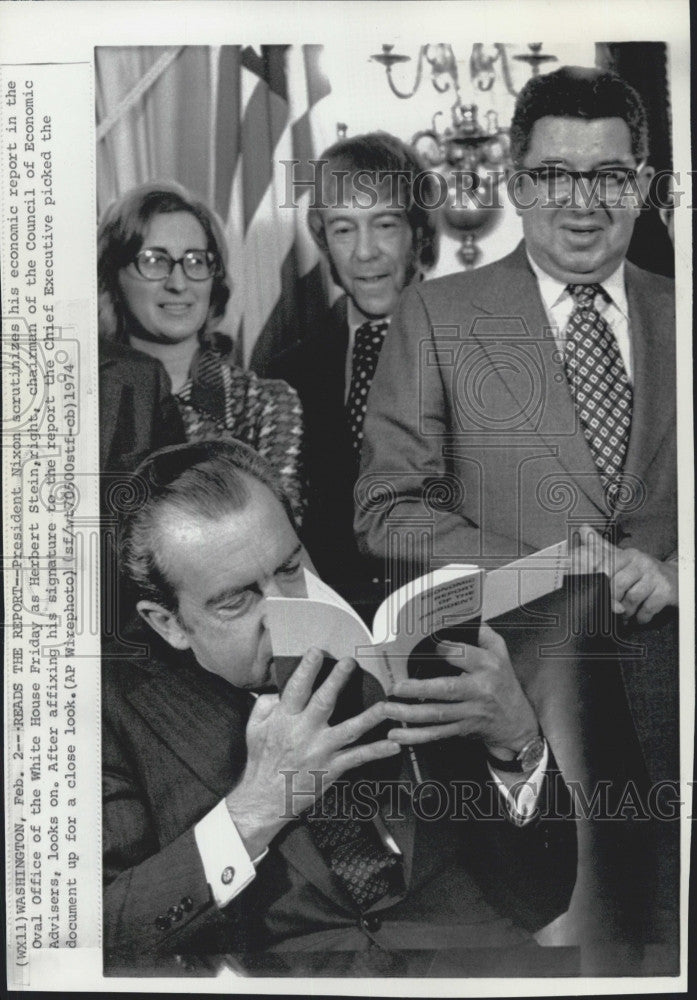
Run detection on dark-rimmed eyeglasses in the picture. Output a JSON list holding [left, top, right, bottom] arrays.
[[523, 163, 644, 200], [132, 248, 220, 282]]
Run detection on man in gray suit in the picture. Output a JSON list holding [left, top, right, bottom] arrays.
[[355, 67, 679, 943], [357, 66, 676, 614], [357, 65, 678, 774]]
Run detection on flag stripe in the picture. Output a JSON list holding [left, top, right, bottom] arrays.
[[214, 47, 241, 220], [242, 45, 290, 101], [216, 44, 332, 366], [250, 254, 327, 371], [241, 75, 289, 233], [304, 45, 331, 106]]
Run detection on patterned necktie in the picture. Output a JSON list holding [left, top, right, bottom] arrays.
[[305, 782, 402, 910], [564, 284, 633, 508], [346, 319, 390, 455]]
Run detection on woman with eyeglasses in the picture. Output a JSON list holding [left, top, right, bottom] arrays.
[[97, 181, 305, 522]]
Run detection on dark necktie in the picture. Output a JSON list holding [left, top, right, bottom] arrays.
[[564, 283, 633, 508], [346, 319, 390, 455], [305, 782, 402, 910]]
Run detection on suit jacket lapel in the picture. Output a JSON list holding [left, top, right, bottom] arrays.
[[276, 742, 420, 906], [277, 743, 420, 905], [465, 243, 607, 513], [318, 295, 350, 412], [276, 822, 351, 904], [623, 263, 675, 485]]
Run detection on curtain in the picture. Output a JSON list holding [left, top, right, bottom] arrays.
[[596, 42, 674, 277], [95, 45, 334, 366]]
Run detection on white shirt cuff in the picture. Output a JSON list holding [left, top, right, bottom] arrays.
[[194, 798, 267, 908], [488, 742, 549, 826]]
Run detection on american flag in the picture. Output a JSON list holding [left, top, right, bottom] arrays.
[[212, 45, 332, 369]]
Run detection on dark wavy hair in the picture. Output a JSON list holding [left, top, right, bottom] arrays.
[[98, 181, 231, 344], [307, 131, 440, 276], [119, 439, 297, 613], [510, 66, 649, 168]]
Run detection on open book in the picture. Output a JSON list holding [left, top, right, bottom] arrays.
[[267, 540, 570, 694]]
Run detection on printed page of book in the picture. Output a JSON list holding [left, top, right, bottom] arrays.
[[373, 564, 482, 649], [481, 539, 570, 621]]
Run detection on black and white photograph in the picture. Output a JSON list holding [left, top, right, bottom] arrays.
[[1, 1, 691, 993]]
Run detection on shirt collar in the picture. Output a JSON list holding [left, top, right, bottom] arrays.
[[526, 251, 628, 317], [347, 298, 391, 335]]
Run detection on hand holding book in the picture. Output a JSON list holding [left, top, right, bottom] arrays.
[[266, 542, 568, 763], [384, 624, 540, 759], [267, 540, 569, 695], [226, 648, 400, 858]]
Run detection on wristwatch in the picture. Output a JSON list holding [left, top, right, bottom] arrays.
[[486, 734, 547, 773]]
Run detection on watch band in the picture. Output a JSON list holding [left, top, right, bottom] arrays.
[[486, 734, 546, 774]]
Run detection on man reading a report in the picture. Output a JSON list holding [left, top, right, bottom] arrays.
[[103, 440, 576, 974], [355, 67, 678, 788]]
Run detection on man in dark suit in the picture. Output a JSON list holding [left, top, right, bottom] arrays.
[[263, 133, 439, 618], [103, 440, 575, 974], [356, 67, 678, 779]]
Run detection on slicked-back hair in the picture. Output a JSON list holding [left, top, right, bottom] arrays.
[[307, 131, 440, 274], [98, 180, 231, 344], [510, 66, 649, 167], [120, 440, 297, 613]]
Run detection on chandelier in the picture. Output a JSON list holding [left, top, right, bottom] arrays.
[[370, 43, 558, 266]]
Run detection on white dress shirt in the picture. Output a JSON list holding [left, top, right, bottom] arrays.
[[527, 253, 633, 382]]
